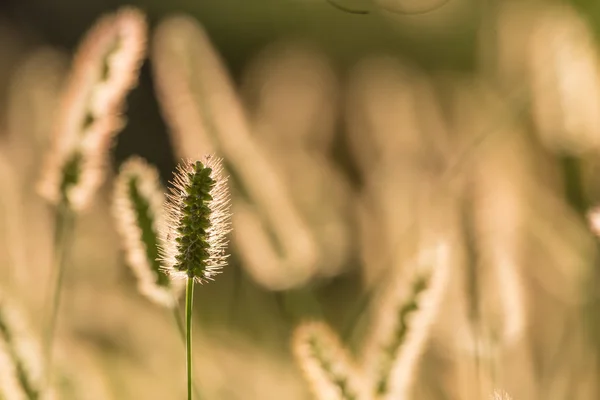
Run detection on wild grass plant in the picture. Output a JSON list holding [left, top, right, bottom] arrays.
[[1, 1, 600, 399], [159, 157, 232, 399]]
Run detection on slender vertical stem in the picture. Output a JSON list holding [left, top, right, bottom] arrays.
[[172, 296, 203, 399], [185, 277, 195, 400], [175, 310, 203, 400], [43, 203, 75, 386]]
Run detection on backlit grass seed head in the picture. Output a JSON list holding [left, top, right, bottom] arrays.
[[38, 7, 147, 211], [362, 242, 450, 400], [160, 156, 231, 282], [293, 321, 369, 400], [113, 156, 181, 307], [0, 294, 45, 400]]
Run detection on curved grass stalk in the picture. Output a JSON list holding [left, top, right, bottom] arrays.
[[152, 17, 319, 290], [241, 43, 352, 281]]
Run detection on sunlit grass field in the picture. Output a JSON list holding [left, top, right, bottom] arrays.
[[1, 1, 600, 399]]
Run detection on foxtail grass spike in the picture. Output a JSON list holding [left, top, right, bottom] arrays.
[[160, 156, 231, 283], [0, 293, 46, 400], [362, 242, 450, 399], [38, 7, 147, 211], [293, 321, 369, 400], [113, 156, 181, 307]]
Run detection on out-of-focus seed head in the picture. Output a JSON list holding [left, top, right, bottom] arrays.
[[112, 156, 182, 307], [292, 321, 369, 400], [38, 7, 147, 211]]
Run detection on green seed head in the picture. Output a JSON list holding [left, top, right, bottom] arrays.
[[160, 156, 231, 282]]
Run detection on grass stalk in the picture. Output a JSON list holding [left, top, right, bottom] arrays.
[[185, 277, 195, 400], [43, 202, 75, 387], [171, 302, 203, 399]]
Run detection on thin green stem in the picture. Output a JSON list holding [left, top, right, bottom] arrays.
[[185, 277, 195, 400], [43, 203, 75, 387], [172, 301, 203, 400]]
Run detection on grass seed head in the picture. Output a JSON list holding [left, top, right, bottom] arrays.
[[160, 156, 231, 283], [38, 7, 147, 211], [293, 321, 369, 400], [113, 156, 181, 307], [362, 241, 450, 399]]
